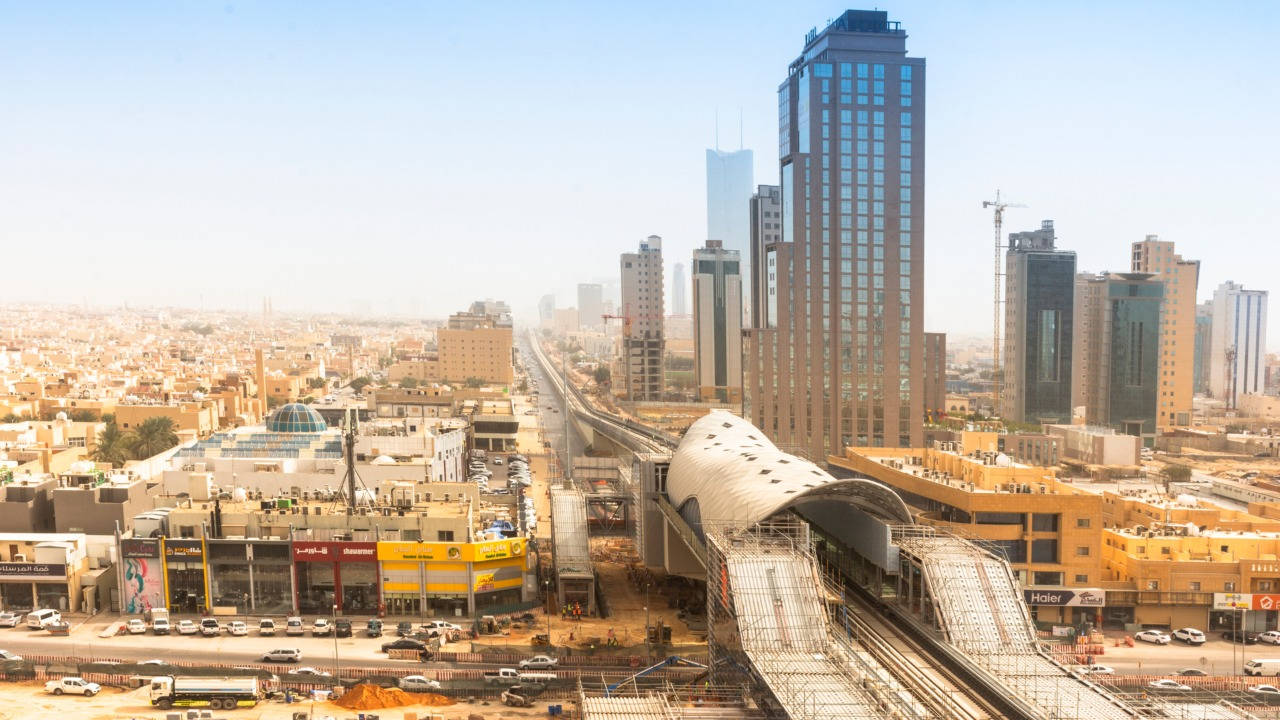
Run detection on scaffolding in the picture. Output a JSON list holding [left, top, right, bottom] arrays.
[[551, 486, 596, 614], [706, 519, 930, 720], [579, 682, 767, 720]]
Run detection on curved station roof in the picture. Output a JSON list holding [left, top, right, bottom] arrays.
[[666, 411, 912, 532]]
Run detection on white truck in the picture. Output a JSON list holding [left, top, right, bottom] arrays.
[[149, 675, 267, 711], [482, 668, 556, 685]]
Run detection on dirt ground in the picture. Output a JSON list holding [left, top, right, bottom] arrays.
[[0, 681, 554, 720]]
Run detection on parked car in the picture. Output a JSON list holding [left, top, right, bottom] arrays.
[[1135, 629, 1171, 645], [335, 619, 352, 638], [1148, 679, 1192, 691], [1249, 684, 1280, 697], [493, 458, 504, 465], [519, 655, 559, 670], [199, 618, 221, 637], [381, 638, 426, 653], [365, 619, 383, 637], [1074, 664, 1114, 675], [44, 677, 99, 696], [311, 618, 332, 636], [424, 620, 461, 632], [285, 617, 305, 636], [262, 648, 302, 663], [227, 621, 249, 636], [396, 621, 413, 637], [152, 617, 170, 635], [398, 675, 441, 691], [0, 650, 22, 662], [1259, 631, 1280, 645], [293, 667, 332, 677], [136, 658, 166, 666], [1224, 628, 1260, 644], [26, 609, 61, 629], [1174, 628, 1207, 645], [259, 619, 277, 636], [176, 620, 198, 635], [1177, 668, 1209, 676], [0, 613, 21, 628], [126, 618, 147, 635]]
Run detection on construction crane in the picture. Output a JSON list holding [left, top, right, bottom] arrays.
[[982, 190, 1027, 416], [601, 312, 632, 337]]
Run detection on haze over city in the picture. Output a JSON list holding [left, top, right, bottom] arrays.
[[3, 1, 1278, 335]]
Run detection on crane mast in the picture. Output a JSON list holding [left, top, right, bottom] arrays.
[[982, 191, 1026, 417]]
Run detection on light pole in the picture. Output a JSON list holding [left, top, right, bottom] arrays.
[[332, 603, 339, 680], [543, 579, 552, 644]]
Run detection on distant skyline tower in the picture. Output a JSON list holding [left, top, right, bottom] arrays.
[[1131, 235, 1199, 427], [692, 241, 742, 403], [577, 283, 604, 331], [1209, 280, 1268, 408], [1002, 220, 1075, 424], [1072, 272, 1162, 439], [746, 9, 926, 456], [706, 144, 754, 290], [620, 236, 665, 401], [749, 184, 782, 327], [672, 263, 687, 316]]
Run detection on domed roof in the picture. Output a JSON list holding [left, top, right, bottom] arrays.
[[265, 403, 328, 433]]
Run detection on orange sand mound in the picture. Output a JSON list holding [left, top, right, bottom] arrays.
[[334, 682, 455, 710]]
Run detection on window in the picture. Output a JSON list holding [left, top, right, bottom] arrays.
[[436, 531, 454, 542], [1225, 581, 1236, 592], [1031, 539, 1058, 563], [1147, 580, 1159, 590], [1031, 513, 1059, 532], [1076, 517, 1091, 529], [1039, 309, 1061, 382], [1032, 571, 1062, 585], [1074, 574, 1088, 584], [1075, 546, 1090, 557], [1188, 581, 1201, 592]]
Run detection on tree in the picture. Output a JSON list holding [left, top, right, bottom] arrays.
[[128, 416, 180, 459], [92, 422, 132, 467], [1164, 464, 1192, 484], [399, 377, 420, 389], [350, 376, 373, 393], [593, 366, 611, 385], [307, 377, 327, 390], [0, 414, 21, 424], [69, 409, 98, 422], [100, 413, 115, 424]]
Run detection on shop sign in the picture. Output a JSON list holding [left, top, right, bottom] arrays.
[[473, 539, 524, 562], [474, 572, 495, 593], [1023, 588, 1105, 607], [1253, 594, 1280, 611], [1213, 593, 1254, 610], [292, 542, 333, 561], [337, 543, 377, 561], [164, 540, 204, 560], [377, 538, 526, 563], [120, 539, 161, 558], [0, 563, 65, 579]]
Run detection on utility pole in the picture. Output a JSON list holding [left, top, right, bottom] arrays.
[[982, 191, 1027, 416], [343, 408, 357, 512]]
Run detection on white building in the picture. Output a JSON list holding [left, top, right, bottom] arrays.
[[692, 240, 742, 403], [1209, 281, 1268, 408], [620, 235, 665, 401]]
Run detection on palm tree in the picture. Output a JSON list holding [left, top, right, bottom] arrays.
[[128, 417, 180, 459], [91, 422, 133, 467]]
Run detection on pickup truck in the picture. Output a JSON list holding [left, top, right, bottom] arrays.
[[46, 677, 100, 696], [483, 668, 556, 685]]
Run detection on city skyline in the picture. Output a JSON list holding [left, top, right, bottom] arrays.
[[2, 2, 1279, 341]]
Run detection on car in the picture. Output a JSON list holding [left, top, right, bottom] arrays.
[[199, 618, 221, 636], [1249, 684, 1280, 696], [398, 675, 441, 692], [1223, 628, 1260, 644], [126, 618, 146, 635], [227, 621, 248, 636], [176, 620, 198, 635], [493, 458, 504, 465], [335, 619, 352, 638], [45, 677, 100, 696], [1135, 629, 1171, 644], [490, 488, 512, 495], [293, 667, 332, 677], [262, 648, 302, 663], [1174, 627, 1207, 645], [366, 618, 383, 637], [381, 638, 426, 653], [424, 620, 461, 632], [312, 618, 332, 636], [519, 655, 559, 670], [1148, 679, 1192, 691], [285, 616, 305, 636], [0, 613, 21, 628], [0, 650, 22, 662], [396, 621, 413, 637], [259, 619, 277, 636], [152, 617, 170, 635], [1177, 668, 1209, 676], [1074, 664, 1114, 675]]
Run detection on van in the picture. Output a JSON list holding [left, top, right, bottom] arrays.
[[285, 617, 304, 636], [26, 609, 61, 629], [1245, 659, 1280, 676]]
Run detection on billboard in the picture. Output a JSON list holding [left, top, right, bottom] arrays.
[[377, 538, 525, 563], [1023, 588, 1105, 607], [0, 563, 66, 580], [122, 555, 165, 614]]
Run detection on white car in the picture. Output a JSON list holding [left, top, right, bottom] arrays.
[[311, 618, 332, 636], [1148, 679, 1192, 691], [262, 648, 302, 663], [424, 620, 461, 632], [1249, 684, 1280, 696], [45, 677, 100, 696], [1259, 631, 1280, 645], [398, 675, 441, 691], [1174, 627, 1206, 645], [1075, 664, 1114, 675], [519, 654, 559, 670], [227, 621, 248, 636], [0, 650, 22, 662], [126, 618, 146, 635], [199, 618, 221, 637], [259, 619, 277, 635], [293, 666, 332, 676], [137, 659, 166, 665], [0, 612, 20, 628], [176, 620, 198, 635], [285, 617, 305, 636], [1135, 629, 1171, 645]]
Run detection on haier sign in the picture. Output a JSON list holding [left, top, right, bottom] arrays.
[[1024, 588, 1106, 607]]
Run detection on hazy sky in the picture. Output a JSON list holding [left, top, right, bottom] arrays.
[[2, 1, 1278, 339]]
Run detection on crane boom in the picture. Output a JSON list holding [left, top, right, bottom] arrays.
[[982, 191, 1027, 417]]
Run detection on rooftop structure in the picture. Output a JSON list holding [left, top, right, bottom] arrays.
[[265, 402, 328, 433], [550, 486, 595, 614]]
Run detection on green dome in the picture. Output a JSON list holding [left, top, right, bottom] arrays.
[[266, 403, 328, 433]]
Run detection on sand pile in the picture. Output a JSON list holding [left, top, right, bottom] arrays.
[[334, 683, 455, 710]]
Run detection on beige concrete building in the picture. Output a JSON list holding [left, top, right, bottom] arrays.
[[115, 401, 219, 436], [1131, 236, 1199, 428], [620, 235, 665, 401], [437, 325, 513, 385]]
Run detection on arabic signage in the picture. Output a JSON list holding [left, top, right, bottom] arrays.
[[1214, 593, 1254, 610], [0, 563, 66, 580], [293, 542, 378, 562], [377, 538, 525, 563], [1023, 588, 1105, 607], [163, 539, 204, 561], [120, 539, 161, 559]]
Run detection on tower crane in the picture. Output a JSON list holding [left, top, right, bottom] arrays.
[[982, 190, 1027, 416]]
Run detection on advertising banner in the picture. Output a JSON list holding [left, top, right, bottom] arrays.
[[377, 538, 526, 563], [122, 555, 165, 614], [1213, 593, 1254, 610], [164, 539, 204, 560], [337, 542, 377, 561], [120, 539, 161, 559], [292, 542, 334, 561], [0, 563, 66, 580], [1023, 588, 1105, 607]]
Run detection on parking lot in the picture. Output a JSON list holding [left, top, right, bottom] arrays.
[[1070, 630, 1280, 676]]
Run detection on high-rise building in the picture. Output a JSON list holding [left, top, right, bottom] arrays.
[[1002, 220, 1075, 424], [1131, 236, 1199, 427], [1072, 272, 1162, 440], [706, 148, 754, 267], [438, 307, 514, 385], [620, 236, 665, 401], [749, 185, 782, 327], [692, 241, 743, 403], [538, 294, 555, 328], [1209, 281, 1268, 408], [922, 332, 946, 423], [672, 263, 687, 316], [1194, 301, 1213, 394], [746, 9, 925, 457], [577, 283, 604, 332]]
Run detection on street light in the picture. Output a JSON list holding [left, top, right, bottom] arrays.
[[332, 603, 339, 681], [543, 579, 552, 643]]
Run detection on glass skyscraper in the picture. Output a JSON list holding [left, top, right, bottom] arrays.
[[746, 9, 925, 456]]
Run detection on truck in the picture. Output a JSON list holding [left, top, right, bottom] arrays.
[[482, 668, 556, 685], [148, 675, 267, 711]]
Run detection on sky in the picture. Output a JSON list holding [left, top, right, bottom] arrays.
[[2, 1, 1279, 339]]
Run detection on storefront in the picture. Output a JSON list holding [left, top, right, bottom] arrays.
[[207, 540, 293, 614], [0, 562, 70, 611], [292, 541, 379, 615], [163, 539, 207, 612], [1211, 593, 1273, 633], [377, 538, 529, 617], [1024, 588, 1105, 632], [120, 538, 165, 614]]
